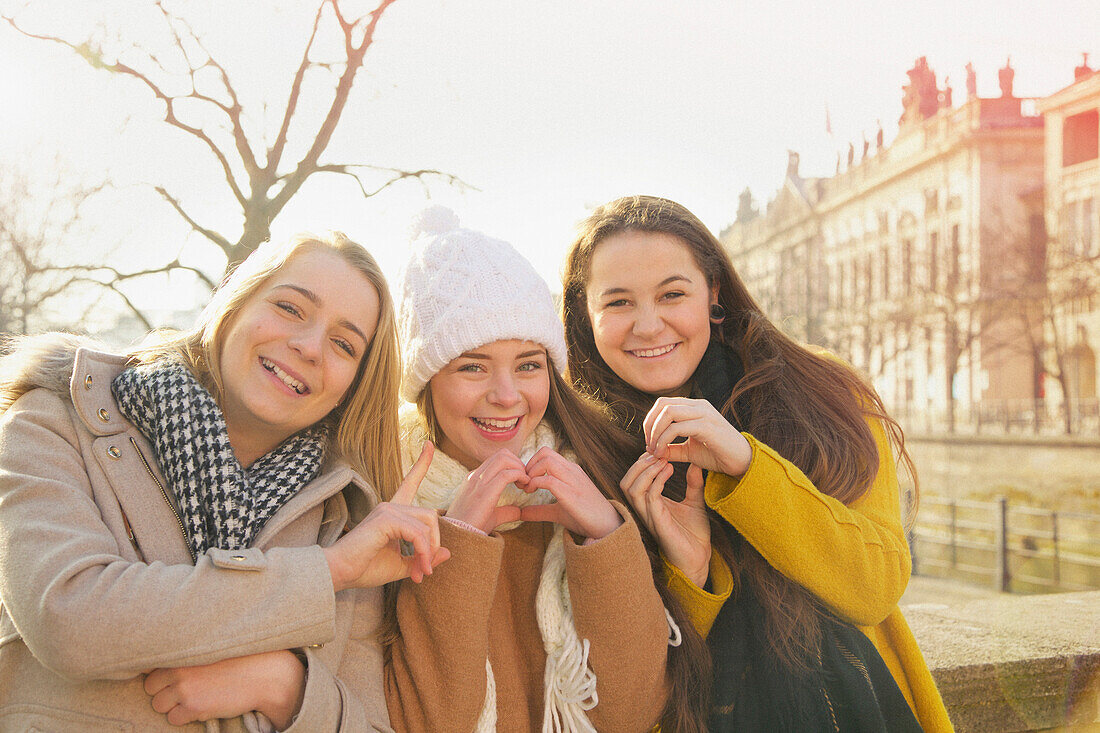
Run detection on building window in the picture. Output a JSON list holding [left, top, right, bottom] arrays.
[[881, 247, 890, 298], [865, 254, 874, 304], [924, 189, 939, 214], [929, 231, 940, 291], [924, 326, 934, 405], [1028, 214, 1047, 283], [949, 224, 961, 292], [1066, 342, 1096, 400], [902, 238, 914, 296], [1063, 109, 1099, 167], [1086, 198, 1097, 258], [1064, 198, 1097, 257]]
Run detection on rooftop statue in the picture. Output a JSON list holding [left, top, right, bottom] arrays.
[[1075, 52, 1093, 81], [999, 57, 1015, 98]]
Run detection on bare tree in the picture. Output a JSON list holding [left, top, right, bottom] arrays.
[[1014, 232, 1100, 434], [829, 212, 1041, 435], [872, 246, 1002, 434], [0, 162, 112, 334], [3, 0, 467, 302]]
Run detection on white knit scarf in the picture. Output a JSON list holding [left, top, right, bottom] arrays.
[[398, 406, 599, 733]]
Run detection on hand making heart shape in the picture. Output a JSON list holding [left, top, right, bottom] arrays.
[[445, 447, 623, 541]]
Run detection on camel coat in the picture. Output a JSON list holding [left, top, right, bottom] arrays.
[[0, 347, 391, 732], [385, 513, 669, 733]]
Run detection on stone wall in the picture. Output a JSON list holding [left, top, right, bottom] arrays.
[[905, 586, 1100, 731], [907, 434, 1100, 511]]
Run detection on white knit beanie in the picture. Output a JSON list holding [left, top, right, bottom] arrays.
[[397, 206, 568, 402]]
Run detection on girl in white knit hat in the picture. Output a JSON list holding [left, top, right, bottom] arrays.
[[381, 207, 706, 733]]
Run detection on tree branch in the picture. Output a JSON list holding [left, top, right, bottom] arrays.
[[37, 259, 218, 291], [269, 0, 399, 215], [308, 164, 478, 198], [3, 13, 249, 207], [268, 2, 326, 174], [151, 0, 258, 182], [154, 186, 232, 256]]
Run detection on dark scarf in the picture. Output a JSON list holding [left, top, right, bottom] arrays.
[[112, 359, 328, 559], [694, 341, 922, 732]]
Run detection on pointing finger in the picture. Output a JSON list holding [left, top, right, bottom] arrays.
[[393, 441, 434, 504]]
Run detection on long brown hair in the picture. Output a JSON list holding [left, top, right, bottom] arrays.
[[412, 359, 712, 733], [562, 195, 918, 672]]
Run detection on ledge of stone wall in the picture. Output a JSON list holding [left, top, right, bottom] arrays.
[[904, 588, 1100, 732], [908, 433, 1100, 449]]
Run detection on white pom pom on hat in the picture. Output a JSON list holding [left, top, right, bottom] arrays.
[[407, 204, 461, 240], [396, 206, 568, 402]]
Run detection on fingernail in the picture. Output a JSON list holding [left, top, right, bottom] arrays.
[[643, 452, 656, 463]]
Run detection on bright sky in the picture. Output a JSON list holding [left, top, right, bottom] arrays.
[[1, 0, 1097, 332]]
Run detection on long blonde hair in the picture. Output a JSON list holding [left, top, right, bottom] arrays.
[[2, 233, 403, 497]]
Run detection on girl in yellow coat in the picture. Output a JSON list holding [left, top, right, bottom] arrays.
[[561, 195, 953, 732]]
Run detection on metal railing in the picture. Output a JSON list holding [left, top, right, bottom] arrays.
[[895, 397, 1100, 437], [911, 495, 1100, 592]]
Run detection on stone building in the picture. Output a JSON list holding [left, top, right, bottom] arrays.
[[720, 58, 1046, 432], [1036, 57, 1100, 424]]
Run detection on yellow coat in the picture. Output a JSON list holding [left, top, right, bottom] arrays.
[[664, 417, 954, 733]]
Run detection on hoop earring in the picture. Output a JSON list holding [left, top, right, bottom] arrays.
[[710, 303, 727, 324]]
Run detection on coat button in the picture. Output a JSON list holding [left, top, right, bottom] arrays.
[[84, 374, 93, 389], [97, 408, 110, 422], [106, 446, 122, 460]]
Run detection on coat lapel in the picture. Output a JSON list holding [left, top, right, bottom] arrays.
[[72, 349, 193, 565], [91, 431, 195, 565]]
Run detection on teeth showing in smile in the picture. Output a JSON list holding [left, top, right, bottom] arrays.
[[472, 417, 520, 432], [630, 344, 677, 358], [262, 358, 307, 394]]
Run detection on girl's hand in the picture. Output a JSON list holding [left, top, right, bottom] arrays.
[[324, 442, 451, 592], [446, 449, 527, 533], [621, 455, 710, 587], [518, 447, 623, 540], [643, 397, 752, 477], [144, 650, 304, 729]]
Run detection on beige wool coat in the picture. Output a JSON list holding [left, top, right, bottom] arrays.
[[0, 347, 391, 732]]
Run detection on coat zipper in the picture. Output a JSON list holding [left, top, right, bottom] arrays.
[[130, 436, 197, 564], [818, 647, 840, 732]]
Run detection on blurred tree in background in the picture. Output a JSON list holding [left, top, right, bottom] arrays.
[[0, 162, 111, 334], [2, 0, 463, 331]]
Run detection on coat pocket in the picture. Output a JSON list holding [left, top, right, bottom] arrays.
[[0, 703, 133, 732]]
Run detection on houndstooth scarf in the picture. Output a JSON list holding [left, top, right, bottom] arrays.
[[112, 359, 328, 559]]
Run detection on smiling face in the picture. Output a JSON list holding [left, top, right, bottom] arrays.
[[585, 229, 715, 397], [427, 339, 550, 470], [218, 248, 380, 465]]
